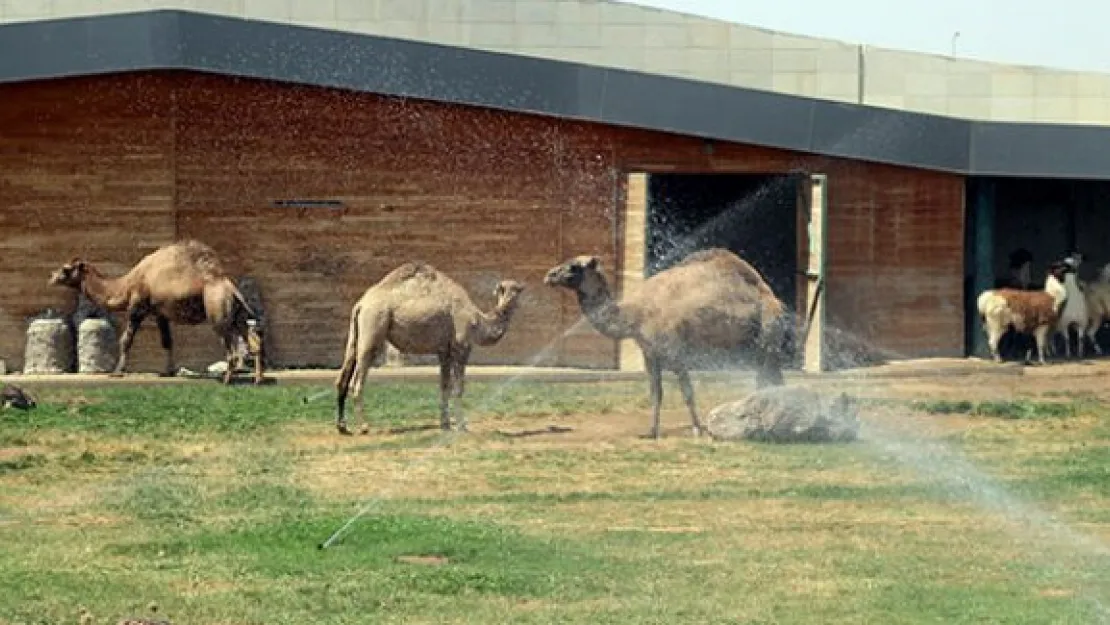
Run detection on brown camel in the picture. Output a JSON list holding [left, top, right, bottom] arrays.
[[335, 262, 525, 435], [544, 248, 790, 439], [48, 240, 264, 384]]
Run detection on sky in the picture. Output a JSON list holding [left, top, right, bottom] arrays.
[[627, 0, 1110, 74]]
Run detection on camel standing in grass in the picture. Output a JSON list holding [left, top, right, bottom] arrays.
[[335, 262, 525, 435], [544, 248, 790, 439], [48, 240, 263, 384]]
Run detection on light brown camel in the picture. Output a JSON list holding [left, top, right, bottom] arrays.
[[544, 248, 790, 439], [48, 240, 264, 385], [335, 262, 526, 435]]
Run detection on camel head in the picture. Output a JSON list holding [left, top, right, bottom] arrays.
[[493, 280, 526, 312], [48, 258, 89, 289], [543, 255, 605, 292]]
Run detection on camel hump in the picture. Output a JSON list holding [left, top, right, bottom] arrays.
[[180, 240, 226, 278], [146, 239, 228, 281], [672, 247, 736, 268], [672, 248, 768, 287], [386, 261, 440, 284]]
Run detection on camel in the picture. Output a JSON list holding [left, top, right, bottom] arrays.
[[334, 262, 526, 435], [544, 248, 790, 439], [48, 240, 264, 384]]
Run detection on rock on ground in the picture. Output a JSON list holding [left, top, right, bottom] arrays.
[[2, 384, 36, 410], [706, 386, 860, 443]]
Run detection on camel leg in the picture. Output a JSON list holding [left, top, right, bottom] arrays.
[[335, 363, 354, 436], [335, 310, 385, 436], [335, 323, 359, 436], [641, 355, 664, 440], [155, 315, 176, 378], [438, 352, 453, 431], [245, 320, 265, 384], [451, 346, 470, 432], [451, 347, 469, 399], [346, 352, 376, 436], [675, 369, 703, 437], [111, 308, 146, 377], [220, 332, 238, 385], [334, 349, 374, 436]]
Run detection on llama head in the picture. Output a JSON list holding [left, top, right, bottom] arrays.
[[1045, 261, 1071, 304]]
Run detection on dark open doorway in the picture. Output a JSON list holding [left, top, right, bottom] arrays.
[[645, 173, 800, 367], [966, 177, 1110, 358]]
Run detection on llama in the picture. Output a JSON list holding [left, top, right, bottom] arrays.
[[1083, 262, 1110, 355], [978, 261, 1071, 365], [1052, 252, 1090, 359]]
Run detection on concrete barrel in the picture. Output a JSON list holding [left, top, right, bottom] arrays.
[[77, 317, 118, 373], [23, 318, 74, 374]]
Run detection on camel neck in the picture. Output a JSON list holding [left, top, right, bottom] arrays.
[[80, 269, 128, 311], [473, 302, 517, 346], [576, 278, 630, 339]]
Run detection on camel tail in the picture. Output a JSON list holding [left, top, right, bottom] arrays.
[[335, 304, 361, 423]]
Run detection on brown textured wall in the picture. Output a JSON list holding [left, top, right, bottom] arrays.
[[0, 71, 966, 372], [0, 74, 177, 373]]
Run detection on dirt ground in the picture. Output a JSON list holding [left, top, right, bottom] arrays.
[[270, 358, 1110, 453]]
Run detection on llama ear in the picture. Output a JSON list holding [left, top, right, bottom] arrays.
[[586, 257, 600, 270]]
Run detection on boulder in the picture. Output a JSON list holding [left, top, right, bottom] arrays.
[[1, 384, 36, 410], [706, 387, 860, 443]]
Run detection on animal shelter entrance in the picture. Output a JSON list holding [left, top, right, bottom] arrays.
[[965, 177, 1110, 359], [625, 171, 824, 371]]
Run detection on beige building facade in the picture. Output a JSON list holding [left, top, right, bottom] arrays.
[[3, 0, 1109, 124]]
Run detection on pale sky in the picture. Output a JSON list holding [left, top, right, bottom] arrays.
[[628, 0, 1110, 74]]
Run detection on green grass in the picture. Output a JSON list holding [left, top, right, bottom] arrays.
[[911, 398, 1079, 419], [0, 381, 634, 438], [1, 381, 1110, 623]]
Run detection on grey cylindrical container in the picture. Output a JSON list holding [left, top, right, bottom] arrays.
[[77, 317, 118, 374], [23, 318, 74, 374]]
